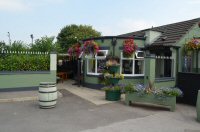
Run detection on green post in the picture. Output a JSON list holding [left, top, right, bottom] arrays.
[[197, 90, 200, 122], [144, 54, 156, 85]]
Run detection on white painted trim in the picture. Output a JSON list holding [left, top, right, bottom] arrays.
[[120, 52, 144, 76]]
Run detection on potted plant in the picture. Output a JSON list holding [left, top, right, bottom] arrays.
[[106, 55, 120, 73], [101, 56, 124, 101], [123, 38, 137, 58], [124, 82, 182, 111], [102, 85, 122, 101]]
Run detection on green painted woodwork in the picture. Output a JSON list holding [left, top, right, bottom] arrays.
[[0, 71, 56, 89], [144, 56, 156, 85], [154, 80, 175, 88], [197, 90, 200, 122], [125, 93, 176, 111]]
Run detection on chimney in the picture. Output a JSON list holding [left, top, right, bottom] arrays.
[[145, 30, 162, 45]]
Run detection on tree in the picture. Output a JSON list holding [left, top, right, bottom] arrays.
[[57, 24, 101, 52], [9, 41, 28, 51], [0, 41, 6, 51], [30, 36, 57, 52]]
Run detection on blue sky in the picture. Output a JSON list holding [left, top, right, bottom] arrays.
[[0, 0, 200, 44]]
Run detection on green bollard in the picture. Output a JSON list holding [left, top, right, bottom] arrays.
[[197, 90, 200, 122]]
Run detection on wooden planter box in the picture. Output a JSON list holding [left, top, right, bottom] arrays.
[[125, 93, 176, 111]]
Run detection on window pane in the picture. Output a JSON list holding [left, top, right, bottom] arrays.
[[97, 59, 106, 73], [122, 60, 133, 74], [155, 58, 173, 78], [134, 60, 144, 74], [88, 59, 95, 73], [135, 51, 144, 58]]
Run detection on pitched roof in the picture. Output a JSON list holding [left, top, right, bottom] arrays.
[[119, 18, 200, 46]]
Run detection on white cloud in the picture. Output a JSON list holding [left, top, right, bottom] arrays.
[[0, 0, 28, 11], [96, 19, 156, 36]]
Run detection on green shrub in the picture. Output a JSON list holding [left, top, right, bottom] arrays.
[[0, 54, 50, 71]]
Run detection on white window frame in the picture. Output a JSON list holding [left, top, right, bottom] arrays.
[[86, 50, 108, 75], [120, 51, 144, 77]]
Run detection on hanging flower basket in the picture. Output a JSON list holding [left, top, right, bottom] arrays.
[[123, 38, 137, 58], [67, 43, 81, 58], [185, 39, 200, 51], [83, 40, 99, 55]]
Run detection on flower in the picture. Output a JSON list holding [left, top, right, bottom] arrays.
[[103, 73, 124, 80], [67, 43, 81, 58], [124, 83, 183, 97], [185, 39, 200, 51], [83, 40, 99, 55], [123, 39, 137, 57]]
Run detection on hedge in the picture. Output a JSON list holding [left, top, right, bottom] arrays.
[[0, 54, 50, 71]]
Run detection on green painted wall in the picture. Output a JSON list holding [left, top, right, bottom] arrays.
[[176, 24, 200, 72], [154, 81, 175, 88], [0, 71, 56, 89]]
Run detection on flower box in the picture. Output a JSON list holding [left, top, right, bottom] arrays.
[[197, 90, 200, 122], [105, 90, 121, 101], [125, 93, 176, 111]]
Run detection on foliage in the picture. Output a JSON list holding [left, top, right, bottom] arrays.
[[30, 36, 56, 52], [123, 39, 137, 57], [57, 24, 101, 52], [67, 43, 81, 58], [105, 55, 120, 66], [9, 41, 28, 51], [0, 54, 50, 71], [104, 73, 124, 80], [82, 40, 99, 55], [185, 39, 200, 51]]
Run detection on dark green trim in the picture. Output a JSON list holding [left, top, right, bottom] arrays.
[[83, 82, 104, 89], [0, 86, 38, 92], [155, 77, 175, 82], [0, 71, 51, 75], [82, 36, 145, 41], [124, 76, 144, 79]]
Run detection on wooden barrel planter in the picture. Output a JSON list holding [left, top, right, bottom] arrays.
[[105, 90, 121, 101], [197, 90, 200, 122], [39, 82, 57, 109]]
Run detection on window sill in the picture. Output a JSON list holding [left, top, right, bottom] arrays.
[[155, 77, 175, 82], [86, 73, 102, 77]]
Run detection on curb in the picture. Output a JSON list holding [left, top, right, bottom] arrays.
[[0, 92, 63, 103]]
